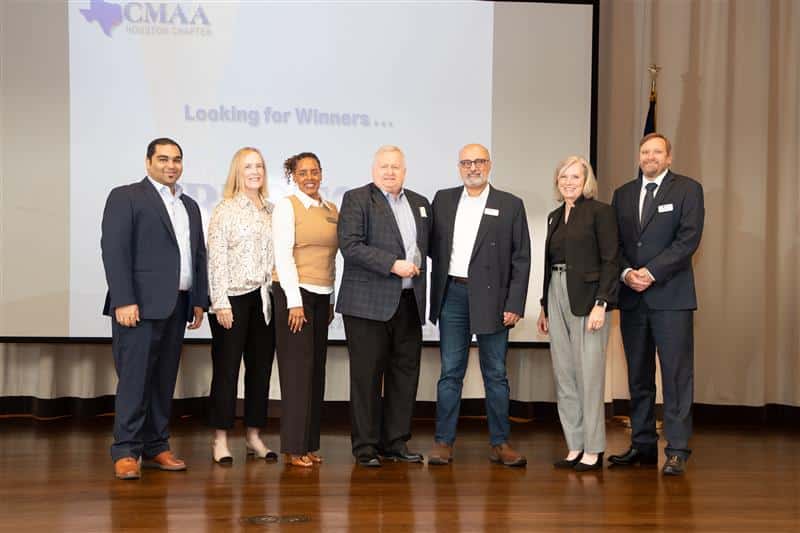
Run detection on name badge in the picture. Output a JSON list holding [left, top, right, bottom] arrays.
[[419, 206, 427, 218], [484, 208, 499, 217], [658, 203, 674, 213]]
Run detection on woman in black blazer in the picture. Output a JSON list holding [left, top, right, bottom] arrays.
[[537, 156, 619, 471]]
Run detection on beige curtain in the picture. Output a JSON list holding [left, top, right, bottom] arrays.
[[598, 0, 800, 407]]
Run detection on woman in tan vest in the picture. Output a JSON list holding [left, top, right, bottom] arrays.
[[273, 152, 338, 467]]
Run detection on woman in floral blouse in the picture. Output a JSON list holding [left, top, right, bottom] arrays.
[[207, 146, 277, 464]]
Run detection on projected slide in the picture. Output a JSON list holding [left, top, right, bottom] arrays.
[[57, 1, 595, 341]]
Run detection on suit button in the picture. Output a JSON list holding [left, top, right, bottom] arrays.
[[487, 285, 491, 289], [637, 242, 643, 247]]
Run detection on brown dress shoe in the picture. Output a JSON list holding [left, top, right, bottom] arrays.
[[489, 443, 527, 467], [114, 457, 141, 480], [427, 441, 453, 465], [285, 454, 313, 468], [143, 450, 186, 471]]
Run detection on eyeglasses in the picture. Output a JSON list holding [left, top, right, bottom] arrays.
[[459, 159, 490, 169], [296, 169, 320, 178]]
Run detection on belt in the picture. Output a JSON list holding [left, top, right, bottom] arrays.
[[551, 264, 567, 272], [449, 276, 469, 285]]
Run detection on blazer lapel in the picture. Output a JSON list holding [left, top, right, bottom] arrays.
[[406, 193, 427, 255], [442, 188, 460, 259], [370, 183, 404, 251], [180, 194, 198, 254], [470, 186, 497, 262], [640, 171, 674, 233], [544, 204, 565, 255], [141, 177, 178, 245]]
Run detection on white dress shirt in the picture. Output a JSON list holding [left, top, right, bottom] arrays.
[[147, 176, 192, 291], [448, 184, 490, 277], [273, 190, 336, 309]]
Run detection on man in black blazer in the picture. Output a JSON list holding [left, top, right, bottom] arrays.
[[337, 145, 432, 467], [609, 133, 704, 476], [101, 138, 208, 479], [427, 144, 531, 467]]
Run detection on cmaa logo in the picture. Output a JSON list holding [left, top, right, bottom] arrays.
[[80, 0, 210, 37]]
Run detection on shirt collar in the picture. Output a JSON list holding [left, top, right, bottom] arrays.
[[294, 189, 333, 210], [382, 188, 406, 202], [642, 168, 669, 190], [460, 183, 491, 200], [147, 175, 182, 198]]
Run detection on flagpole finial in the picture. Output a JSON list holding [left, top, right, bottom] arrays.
[[648, 64, 661, 98]]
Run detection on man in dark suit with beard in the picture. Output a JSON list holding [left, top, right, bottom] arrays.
[[608, 133, 704, 476], [337, 145, 432, 467], [101, 137, 208, 479]]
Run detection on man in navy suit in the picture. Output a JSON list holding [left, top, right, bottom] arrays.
[[426, 144, 531, 467], [101, 138, 208, 479], [337, 145, 431, 467], [608, 133, 704, 476]]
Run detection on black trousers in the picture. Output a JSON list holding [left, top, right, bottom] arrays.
[[208, 289, 275, 429], [343, 290, 422, 457], [273, 283, 330, 455], [620, 298, 694, 459], [111, 291, 188, 462]]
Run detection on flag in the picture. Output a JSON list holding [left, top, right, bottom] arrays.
[[638, 89, 657, 178], [643, 92, 656, 136]]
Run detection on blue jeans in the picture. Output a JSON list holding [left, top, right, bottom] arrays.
[[435, 280, 510, 446]]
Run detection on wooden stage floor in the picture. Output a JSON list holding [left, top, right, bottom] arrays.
[[0, 416, 797, 532]]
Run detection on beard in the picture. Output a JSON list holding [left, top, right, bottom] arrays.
[[463, 174, 488, 188]]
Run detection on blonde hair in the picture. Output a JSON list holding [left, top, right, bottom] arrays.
[[223, 147, 268, 199], [553, 156, 598, 201], [373, 145, 405, 165]]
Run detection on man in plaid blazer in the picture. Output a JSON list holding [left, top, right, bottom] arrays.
[[337, 145, 432, 467]]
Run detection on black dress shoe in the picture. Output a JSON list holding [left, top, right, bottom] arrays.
[[553, 452, 583, 469], [574, 452, 603, 472], [608, 447, 658, 466], [356, 455, 382, 467], [382, 444, 424, 463], [662, 455, 686, 476]]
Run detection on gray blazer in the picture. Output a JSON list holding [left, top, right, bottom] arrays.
[[336, 183, 432, 322], [429, 185, 531, 335]]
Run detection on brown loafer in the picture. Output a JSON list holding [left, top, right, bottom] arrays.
[[143, 450, 186, 471], [427, 441, 453, 465], [114, 457, 141, 480], [285, 454, 313, 467], [489, 443, 527, 467], [306, 452, 323, 464]]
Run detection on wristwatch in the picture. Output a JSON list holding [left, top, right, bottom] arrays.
[[594, 299, 608, 309]]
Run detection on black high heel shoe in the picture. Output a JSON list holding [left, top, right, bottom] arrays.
[[574, 452, 603, 472], [553, 452, 583, 469]]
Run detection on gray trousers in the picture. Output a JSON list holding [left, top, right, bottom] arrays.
[[547, 270, 609, 453]]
